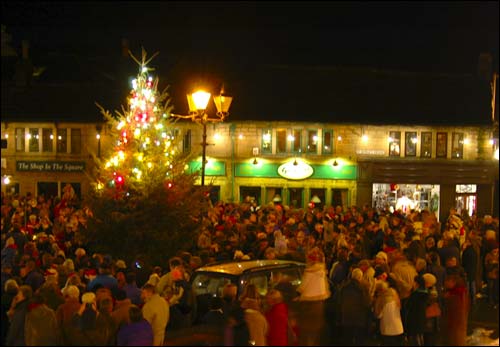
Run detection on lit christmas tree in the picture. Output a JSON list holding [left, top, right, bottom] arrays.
[[84, 49, 208, 266], [95, 49, 183, 199]]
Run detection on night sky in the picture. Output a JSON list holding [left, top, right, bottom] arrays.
[[1, 1, 499, 122]]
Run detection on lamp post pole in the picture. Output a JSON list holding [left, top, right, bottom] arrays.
[[201, 121, 207, 187]]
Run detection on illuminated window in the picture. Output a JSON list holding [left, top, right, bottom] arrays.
[[276, 129, 287, 154], [451, 132, 464, 159], [28, 128, 39, 152], [42, 129, 53, 152], [57, 128, 67, 153], [292, 129, 302, 153], [436, 132, 447, 158], [307, 130, 318, 153], [322, 130, 333, 155], [421, 132, 432, 158], [388, 131, 401, 157], [405, 132, 417, 157], [456, 184, 476, 193], [15, 128, 25, 152], [261, 129, 272, 154]]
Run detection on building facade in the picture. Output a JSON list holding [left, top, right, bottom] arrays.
[[4, 118, 497, 222]]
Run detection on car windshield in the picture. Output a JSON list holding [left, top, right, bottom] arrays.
[[191, 272, 237, 297]]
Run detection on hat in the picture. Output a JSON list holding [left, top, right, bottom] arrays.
[[375, 251, 388, 263], [146, 273, 160, 287], [44, 268, 58, 278], [115, 260, 127, 270], [351, 268, 363, 282], [272, 195, 282, 202], [422, 273, 437, 288], [81, 292, 96, 304], [63, 285, 80, 299]]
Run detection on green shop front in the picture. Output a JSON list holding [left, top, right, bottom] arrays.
[[189, 158, 358, 209]]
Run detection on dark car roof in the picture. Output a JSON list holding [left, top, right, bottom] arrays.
[[194, 259, 305, 276]]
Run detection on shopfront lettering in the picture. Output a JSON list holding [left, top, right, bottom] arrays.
[[356, 149, 386, 156], [277, 160, 314, 180], [16, 161, 85, 172]]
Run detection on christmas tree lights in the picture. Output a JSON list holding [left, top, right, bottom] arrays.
[[95, 49, 183, 198]]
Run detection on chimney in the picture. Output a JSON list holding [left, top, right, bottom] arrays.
[[477, 52, 493, 81], [121, 38, 129, 58]]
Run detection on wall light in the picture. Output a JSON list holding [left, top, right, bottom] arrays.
[[362, 134, 368, 143]]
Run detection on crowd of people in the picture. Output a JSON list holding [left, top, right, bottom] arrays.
[[1, 189, 499, 346]]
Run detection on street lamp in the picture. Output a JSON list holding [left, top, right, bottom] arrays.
[[175, 88, 232, 186]]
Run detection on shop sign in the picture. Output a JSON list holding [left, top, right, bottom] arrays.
[[235, 163, 357, 180], [277, 160, 314, 180], [16, 161, 85, 172], [187, 160, 226, 176], [356, 149, 385, 156]]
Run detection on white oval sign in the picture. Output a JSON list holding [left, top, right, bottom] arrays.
[[277, 160, 314, 180]]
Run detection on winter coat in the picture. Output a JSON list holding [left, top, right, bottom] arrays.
[[444, 285, 469, 346], [111, 298, 133, 330], [241, 298, 268, 346], [265, 302, 288, 346], [55, 297, 81, 345], [297, 262, 330, 301], [24, 302, 62, 346], [116, 319, 154, 346], [405, 288, 428, 335], [389, 260, 418, 300], [142, 293, 169, 346], [337, 278, 371, 328], [461, 245, 478, 281], [6, 298, 29, 346]]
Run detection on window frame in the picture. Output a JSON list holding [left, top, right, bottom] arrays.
[[57, 128, 68, 153], [306, 129, 318, 154], [322, 129, 333, 155], [42, 128, 54, 152], [436, 132, 448, 158], [261, 128, 272, 154], [15, 128, 25, 152], [291, 129, 302, 154], [28, 128, 40, 153], [421, 132, 432, 158], [276, 129, 287, 154], [405, 132, 417, 157], [388, 131, 401, 157], [451, 132, 464, 159]]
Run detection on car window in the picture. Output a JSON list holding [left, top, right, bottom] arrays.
[[242, 266, 303, 297], [191, 273, 234, 297]]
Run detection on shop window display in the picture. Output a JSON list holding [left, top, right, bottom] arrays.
[[372, 183, 440, 219]]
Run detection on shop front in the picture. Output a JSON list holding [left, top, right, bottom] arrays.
[[5, 160, 88, 200], [357, 159, 498, 221], [233, 158, 358, 209]]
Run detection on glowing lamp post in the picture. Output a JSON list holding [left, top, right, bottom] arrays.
[[181, 88, 233, 187]]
